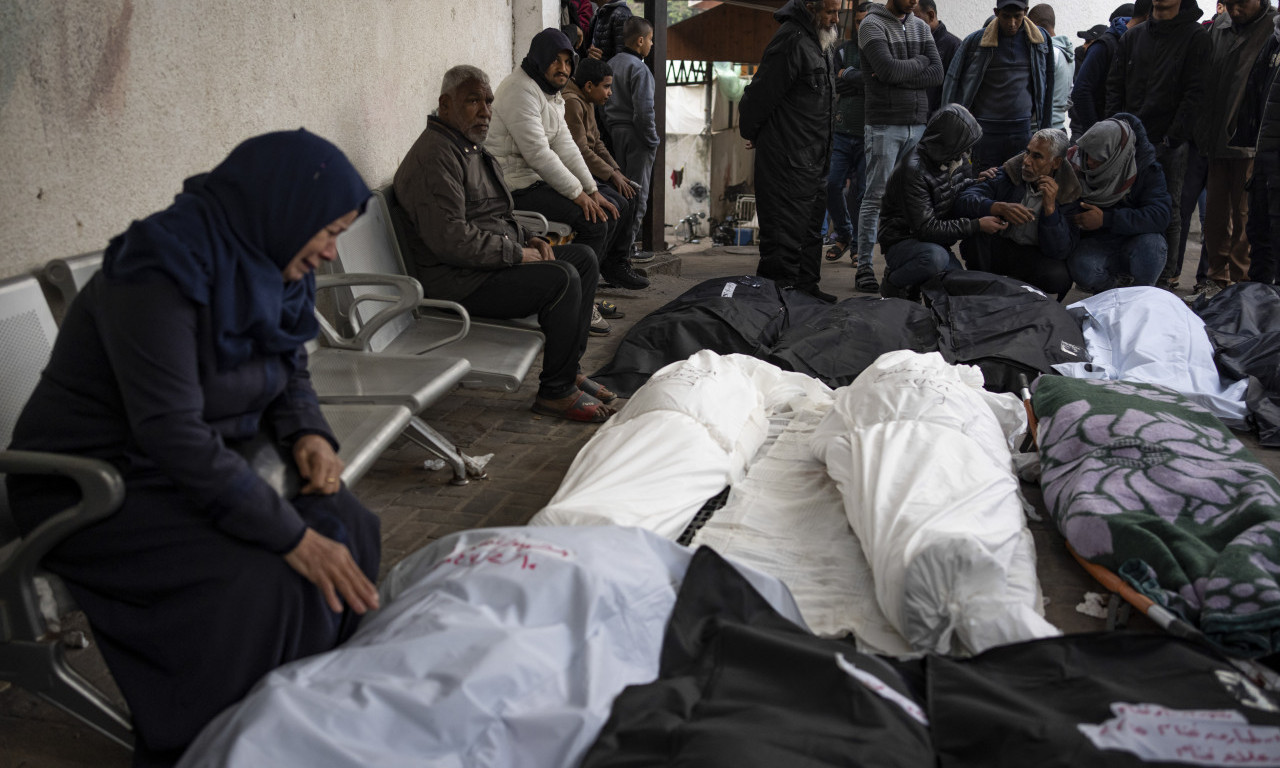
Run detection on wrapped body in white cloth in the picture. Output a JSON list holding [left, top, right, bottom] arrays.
[[178, 526, 802, 768], [811, 350, 1058, 655]]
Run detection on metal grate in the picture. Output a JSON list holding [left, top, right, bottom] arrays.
[[677, 486, 731, 546], [666, 59, 709, 86]]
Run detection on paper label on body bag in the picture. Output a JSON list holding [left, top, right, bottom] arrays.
[[1078, 702, 1280, 765], [722, 282, 737, 298]]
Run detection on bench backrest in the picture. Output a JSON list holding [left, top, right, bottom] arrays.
[[333, 191, 414, 353], [0, 275, 60, 538], [41, 252, 104, 310]]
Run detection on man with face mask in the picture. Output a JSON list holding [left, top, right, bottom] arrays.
[[954, 128, 1082, 297], [739, 0, 841, 302], [942, 0, 1056, 172], [1066, 113, 1172, 293]]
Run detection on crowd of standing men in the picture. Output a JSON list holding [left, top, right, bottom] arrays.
[[741, 0, 1280, 305]]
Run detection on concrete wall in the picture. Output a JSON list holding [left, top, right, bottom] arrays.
[[0, 0, 558, 278]]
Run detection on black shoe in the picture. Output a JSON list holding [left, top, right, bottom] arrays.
[[796, 283, 836, 303], [854, 264, 880, 293], [601, 260, 650, 290], [630, 248, 656, 264]]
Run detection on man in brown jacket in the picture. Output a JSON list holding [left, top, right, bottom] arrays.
[[562, 56, 638, 263], [392, 64, 616, 423]]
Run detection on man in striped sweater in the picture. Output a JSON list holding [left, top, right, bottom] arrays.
[[856, 0, 943, 294]]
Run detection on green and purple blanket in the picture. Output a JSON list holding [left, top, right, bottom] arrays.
[[1034, 375, 1280, 657]]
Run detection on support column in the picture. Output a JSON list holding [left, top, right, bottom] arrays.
[[511, 0, 559, 72], [642, 0, 668, 252]]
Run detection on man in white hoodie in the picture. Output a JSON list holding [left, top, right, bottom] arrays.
[[487, 28, 649, 289]]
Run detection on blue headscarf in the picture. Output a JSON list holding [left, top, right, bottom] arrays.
[[102, 129, 370, 371]]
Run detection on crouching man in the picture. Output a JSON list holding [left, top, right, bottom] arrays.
[[878, 104, 1008, 299], [393, 65, 616, 423], [954, 128, 1080, 298], [1066, 112, 1171, 292]]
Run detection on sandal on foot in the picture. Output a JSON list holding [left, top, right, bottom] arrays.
[[824, 244, 845, 262], [595, 300, 625, 319], [532, 390, 615, 423], [576, 375, 618, 403]]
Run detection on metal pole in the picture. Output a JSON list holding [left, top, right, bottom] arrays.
[[643, 0, 668, 252]]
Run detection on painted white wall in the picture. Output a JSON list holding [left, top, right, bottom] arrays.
[[939, 0, 1219, 51], [0, 0, 561, 278]]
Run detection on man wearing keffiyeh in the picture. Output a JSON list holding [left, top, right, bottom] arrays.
[[1065, 112, 1173, 292]]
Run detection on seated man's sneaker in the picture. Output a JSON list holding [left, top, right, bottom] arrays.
[[590, 304, 612, 336]]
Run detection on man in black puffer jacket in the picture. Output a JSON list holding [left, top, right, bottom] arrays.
[[740, 0, 841, 302], [878, 104, 1009, 298]]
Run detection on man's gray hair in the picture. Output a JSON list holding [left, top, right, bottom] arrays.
[[440, 65, 490, 97], [1033, 128, 1069, 159]]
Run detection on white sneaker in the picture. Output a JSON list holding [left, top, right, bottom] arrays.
[[1184, 281, 1223, 306], [589, 304, 611, 336]]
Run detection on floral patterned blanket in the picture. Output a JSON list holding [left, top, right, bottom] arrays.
[[1034, 375, 1280, 657]]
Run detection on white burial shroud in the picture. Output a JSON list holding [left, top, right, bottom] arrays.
[[811, 350, 1059, 655]]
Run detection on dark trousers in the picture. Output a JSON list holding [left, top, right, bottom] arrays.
[[1205, 157, 1254, 285], [459, 243, 597, 400], [884, 238, 963, 289], [595, 180, 637, 263], [1179, 148, 1209, 283], [1155, 142, 1188, 283], [1246, 149, 1280, 284], [974, 118, 1032, 172], [512, 182, 612, 264], [966, 234, 1074, 298], [825, 132, 866, 247]]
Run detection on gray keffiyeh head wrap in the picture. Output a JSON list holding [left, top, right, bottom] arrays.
[[1072, 118, 1138, 208]]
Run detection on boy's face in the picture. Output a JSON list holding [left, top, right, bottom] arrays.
[[584, 75, 614, 105], [634, 31, 654, 57]]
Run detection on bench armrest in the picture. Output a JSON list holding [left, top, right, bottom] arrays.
[[314, 272, 424, 351], [0, 451, 124, 641]]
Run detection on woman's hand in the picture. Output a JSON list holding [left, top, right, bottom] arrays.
[[284, 528, 379, 614], [294, 433, 344, 495]]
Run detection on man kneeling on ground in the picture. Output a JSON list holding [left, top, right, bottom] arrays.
[[1065, 112, 1171, 292], [954, 127, 1079, 298], [879, 104, 1008, 299], [393, 65, 616, 423]]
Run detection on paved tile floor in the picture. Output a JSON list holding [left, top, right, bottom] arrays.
[[2, 240, 1277, 767]]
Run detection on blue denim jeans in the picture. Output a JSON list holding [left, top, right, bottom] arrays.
[[1067, 232, 1168, 292], [884, 238, 963, 289], [826, 132, 866, 248], [857, 123, 925, 268]]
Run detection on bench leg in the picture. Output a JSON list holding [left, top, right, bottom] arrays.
[[2, 640, 134, 749], [402, 417, 486, 485]]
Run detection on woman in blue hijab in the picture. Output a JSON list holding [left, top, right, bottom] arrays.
[[7, 130, 380, 766]]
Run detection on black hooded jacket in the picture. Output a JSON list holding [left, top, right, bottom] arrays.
[[878, 105, 984, 251], [1233, 15, 1280, 151], [1106, 0, 1210, 145], [739, 0, 834, 165]]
